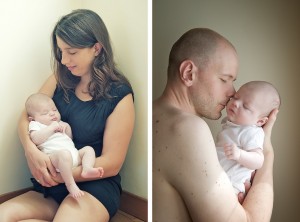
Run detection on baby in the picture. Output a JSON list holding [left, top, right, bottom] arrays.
[[216, 81, 280, 194], [25, 93, 104, 198]]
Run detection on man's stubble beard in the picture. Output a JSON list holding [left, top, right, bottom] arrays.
[[195, 97, 222, 120]]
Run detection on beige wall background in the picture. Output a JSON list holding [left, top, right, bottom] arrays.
[[153, 1, 300, 221], [0, 0, 147, 199]]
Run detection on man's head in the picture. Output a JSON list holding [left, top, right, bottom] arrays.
[[167, 28, 238, 119], [226, 81, 281, 126]]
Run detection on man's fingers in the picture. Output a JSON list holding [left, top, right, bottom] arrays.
[[263, 109, 278, 134], [238, 180, 252, 204], [244, 180, 251, 194], [238, 192, 245, 204], [250, 170, 256, 183]]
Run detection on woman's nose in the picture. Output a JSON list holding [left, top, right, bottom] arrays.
[[61, 53, 69, 65]]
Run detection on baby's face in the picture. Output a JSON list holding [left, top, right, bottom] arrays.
[[226, 85, 266, 126], [32, 100, 61, 125]]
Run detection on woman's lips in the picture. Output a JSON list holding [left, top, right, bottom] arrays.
[[67, 66, 76, 71]]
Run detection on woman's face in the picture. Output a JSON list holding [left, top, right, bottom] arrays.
[[56, 36, 98, 77]]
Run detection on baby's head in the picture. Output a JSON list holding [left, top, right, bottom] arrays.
[[25, 93, 61, 125], [226, 81, 280, 126]]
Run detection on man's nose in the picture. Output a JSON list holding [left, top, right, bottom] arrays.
[[229, 86, 236, 98]]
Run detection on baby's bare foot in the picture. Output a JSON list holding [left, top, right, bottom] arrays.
[[82, 167, 104, 178], [67, 183, 84, 199]]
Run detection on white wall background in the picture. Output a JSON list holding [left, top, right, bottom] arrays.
[[0, 0, 148, 199], [153, 1, 300, 221]]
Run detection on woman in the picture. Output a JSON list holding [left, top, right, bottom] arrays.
[[0, 9, 134, 222]]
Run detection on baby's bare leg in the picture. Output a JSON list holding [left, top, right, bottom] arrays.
[[78, 146, 104, 178], [49, 150, 84, 198]]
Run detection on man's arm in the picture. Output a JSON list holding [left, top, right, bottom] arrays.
[[167, 114, 275, 222], [242, 145, 274, 221], [242, 109, 278, 222]]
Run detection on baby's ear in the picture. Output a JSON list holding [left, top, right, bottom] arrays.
[[257, 117, 268, 127], [28, 116, 34, 122]]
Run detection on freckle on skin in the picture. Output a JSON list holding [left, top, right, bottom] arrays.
[[156, 119, 160, 123]]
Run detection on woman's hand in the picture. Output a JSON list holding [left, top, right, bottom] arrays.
[[25, 143, 58, 187], [51, 172, 64, 184]]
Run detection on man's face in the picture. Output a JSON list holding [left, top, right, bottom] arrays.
[[190, 45, 238, 120]]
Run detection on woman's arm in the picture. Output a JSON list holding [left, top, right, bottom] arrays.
[[72, 93, 135, 181], [18, 74, 58, 187]]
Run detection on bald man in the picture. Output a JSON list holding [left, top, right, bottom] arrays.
[[153, 28, 277, 222]]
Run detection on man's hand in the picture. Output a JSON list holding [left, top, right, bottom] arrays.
[[238, 171, 256, 204], [224, 143, 241, 161], [263, 109, 279, 143]]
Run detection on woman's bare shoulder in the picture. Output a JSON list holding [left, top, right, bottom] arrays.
[[39, 74, 57, 97]]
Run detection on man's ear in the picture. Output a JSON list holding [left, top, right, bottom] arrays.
[[28, 116, 34, 122], [179, 60, 196, 87], [257, 117, 268, 127], [94, 42, 102, 56]]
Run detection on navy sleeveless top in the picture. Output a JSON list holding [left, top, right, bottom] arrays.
[[53, 83, 133, 157]]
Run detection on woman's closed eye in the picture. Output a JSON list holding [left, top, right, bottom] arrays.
[[68, 51, 77, 55]]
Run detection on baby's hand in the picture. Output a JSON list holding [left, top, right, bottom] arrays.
[[50, 121, 63, 133], [223, 143, 241, 161], [58, 122, 68, 134]]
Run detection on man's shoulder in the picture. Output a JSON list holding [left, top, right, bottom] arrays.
[[177, 111, 207, 126], [154, 99, 208, 126]]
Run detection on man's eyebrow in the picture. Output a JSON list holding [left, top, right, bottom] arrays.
[[220, 73, 236, 81]]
